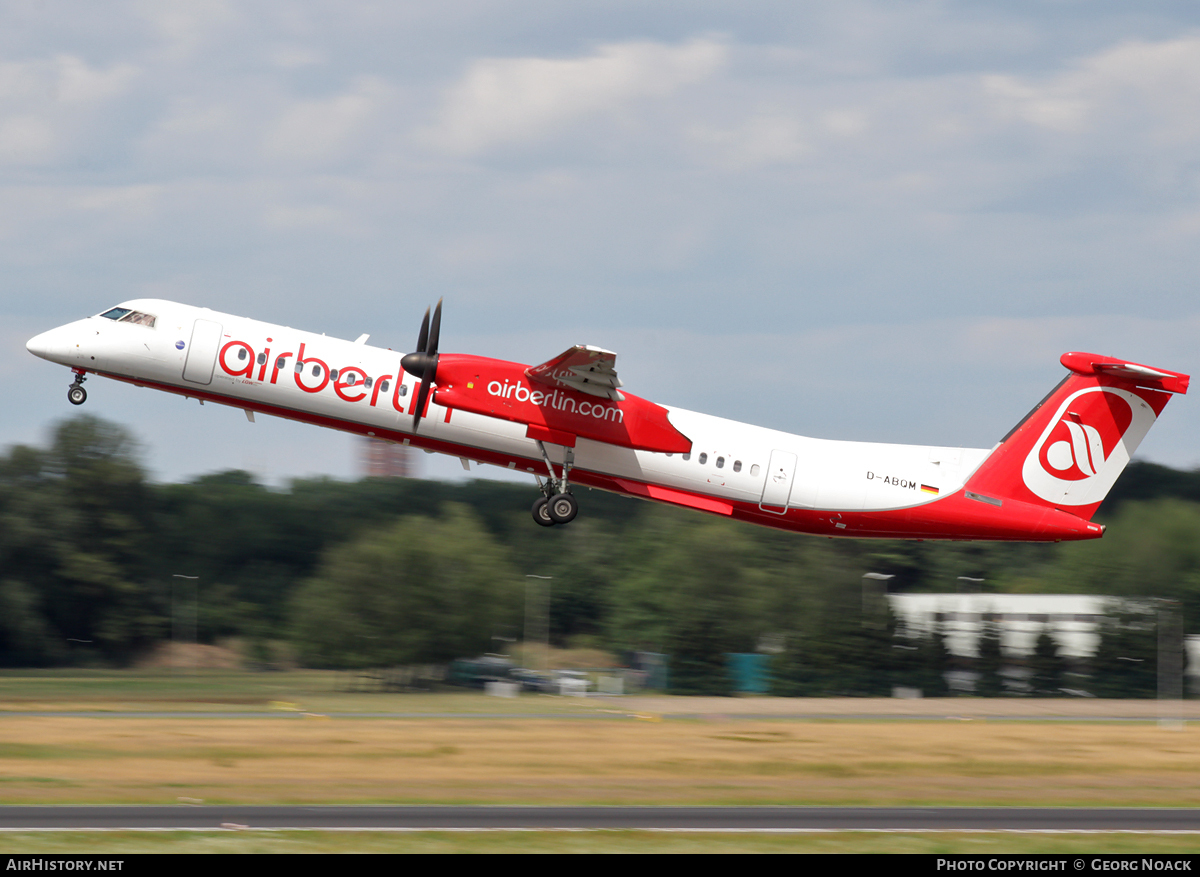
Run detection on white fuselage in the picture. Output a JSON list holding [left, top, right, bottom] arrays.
[[26, 299, 989, 516]]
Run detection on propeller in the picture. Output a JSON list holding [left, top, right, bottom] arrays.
[[400, 298, 442, 432]]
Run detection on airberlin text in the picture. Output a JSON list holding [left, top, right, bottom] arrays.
[[866, 471, 917, 490], [218, 339, 407, 413], [487, 379, 623, 423]]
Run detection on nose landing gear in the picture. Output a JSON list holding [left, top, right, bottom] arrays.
[[67, 371, 87, 406]]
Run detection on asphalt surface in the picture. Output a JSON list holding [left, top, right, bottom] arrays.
[[2, 807, 1199, 831]]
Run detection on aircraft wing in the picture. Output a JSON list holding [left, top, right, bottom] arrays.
[[525, 345, 625, 401]]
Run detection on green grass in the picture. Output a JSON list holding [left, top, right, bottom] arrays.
[[3, 671, 1200, 814]]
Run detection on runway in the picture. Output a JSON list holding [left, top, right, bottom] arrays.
[[2, 807, 1199, 831]]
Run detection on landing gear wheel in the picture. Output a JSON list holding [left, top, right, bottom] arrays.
[[67, 386, 87, 406], [547, 493, 578, 525], [531, 496, 556, 527]]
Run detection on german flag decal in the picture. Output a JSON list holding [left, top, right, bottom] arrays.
[[921, 484, 939, 495]]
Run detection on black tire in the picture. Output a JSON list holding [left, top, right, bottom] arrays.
[[547, 493, 578, 524], [531, 496, 556, 527], [67, 386, 87, 406]]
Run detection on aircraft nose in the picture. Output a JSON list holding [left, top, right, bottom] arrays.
[[27, 330, 56, 360], [26, 326, 75, 364]]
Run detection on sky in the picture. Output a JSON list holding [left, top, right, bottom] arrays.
[[4, 1, 1199, 486]]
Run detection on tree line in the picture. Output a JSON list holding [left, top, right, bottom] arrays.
[[0, 415, 1196, 696]]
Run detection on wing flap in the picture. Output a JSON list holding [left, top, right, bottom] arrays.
[[526, 345, 625, 400]]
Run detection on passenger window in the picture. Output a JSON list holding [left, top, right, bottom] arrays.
[[716, 456, 724, 469], [276, 357, 287, 370], [330, 369, 339, 381], [682, 453, 690, 461], [312, 365, 322, 377], [364, 377, 373, 389], [750, 464, 760, 476], [399, 384, 408, 396], [698, 453, 708, 465], [237, 348, 247, 361], [257, 352, 266, 365], [295, 362, 303, 373], [733, 460, 742, 473]]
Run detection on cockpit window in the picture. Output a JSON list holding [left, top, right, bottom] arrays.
[[99, 307, 156, 328], [122, 311, 156, 327]]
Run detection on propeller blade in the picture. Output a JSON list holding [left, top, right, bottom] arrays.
[[416, 306, 430, 355], [428, 298, 442, 355], [404, 299, 443, 433], [412, 374, 433, 432]]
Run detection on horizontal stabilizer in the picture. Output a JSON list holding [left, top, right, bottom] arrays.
[[1060, 352, 1189, 395]]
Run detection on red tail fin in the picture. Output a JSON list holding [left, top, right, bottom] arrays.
[[964, 353, 1189, 521]]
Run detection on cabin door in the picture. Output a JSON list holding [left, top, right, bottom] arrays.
[[182, 319, 222, 385], [759, 449, 797, 515]]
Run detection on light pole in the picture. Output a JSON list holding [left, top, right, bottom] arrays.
[[525, 575, 552, 675], [957, 576, 984, 593], [173, 575, 199, 674], [1157, 598, 1184, 730], [862, 572, 894, 629]]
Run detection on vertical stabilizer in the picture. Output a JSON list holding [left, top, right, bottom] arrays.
[[963, 353, 1189, 521]]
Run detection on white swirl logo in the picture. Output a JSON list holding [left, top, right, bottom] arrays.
[[1045, 419, 1107, 477], [1021, 386, 1155, 507]]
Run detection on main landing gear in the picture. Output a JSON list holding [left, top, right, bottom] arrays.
[[530, 441, 580, 527], [67, 371, 87, 406]]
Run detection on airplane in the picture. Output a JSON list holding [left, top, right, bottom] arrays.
[[26, 299, 1189, 542]]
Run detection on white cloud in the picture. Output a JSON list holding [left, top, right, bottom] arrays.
[[984, 34, 1200, 144], [262, 76, 391, 165], [262, 202, 351, 231], [140, 75, 394, 173], [689, 112, 809, 169], [69, 183, 161, 220], [134, 0, 238, 58], [423, 38, 727, 155], [53, 54, 139, 103], [820, 108, 869, 138], [0, 55, 139, 166], [0, 115, 56, 164], [269, 46, 326, 70]]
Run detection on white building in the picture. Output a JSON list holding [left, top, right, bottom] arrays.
[[887, 593, 1166, 660]]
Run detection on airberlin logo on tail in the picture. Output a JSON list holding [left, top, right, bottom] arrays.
[[1021, 387, 1153, 506], [1038, 394, 1132, 481]]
